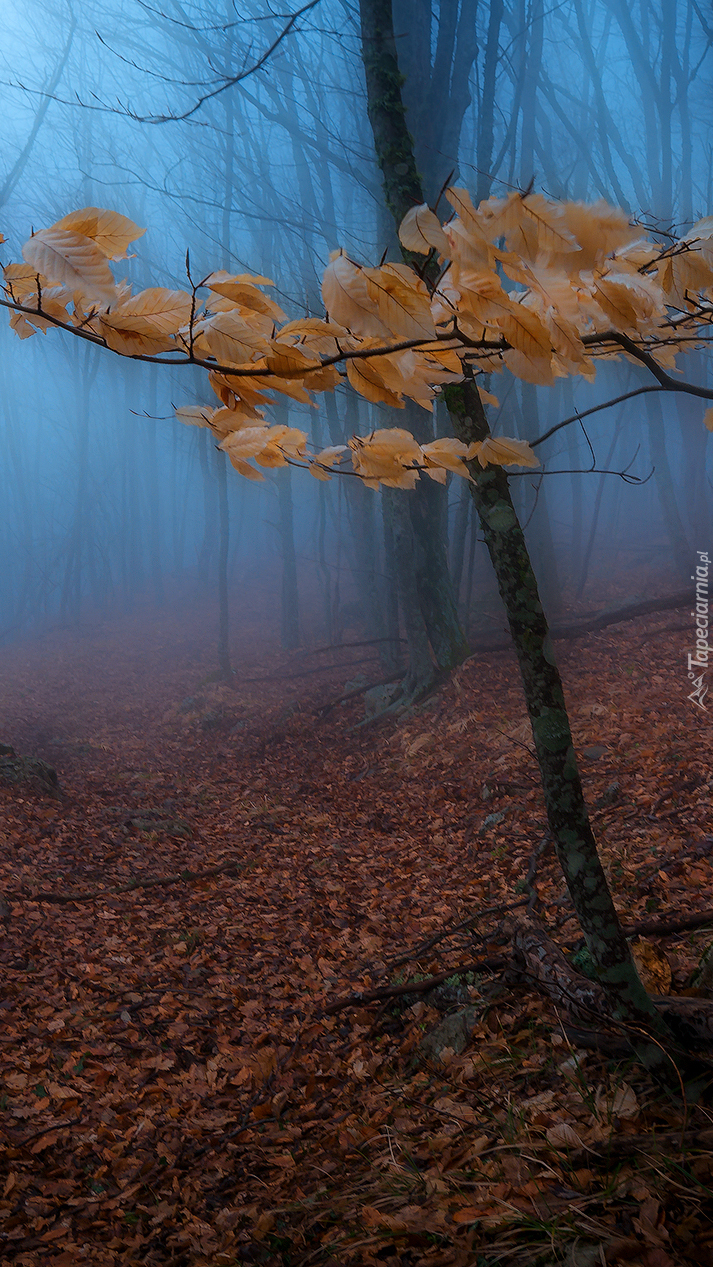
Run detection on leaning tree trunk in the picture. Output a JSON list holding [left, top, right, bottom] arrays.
[[449, 377, 669, 1052], [358, 0, 676, 1065]]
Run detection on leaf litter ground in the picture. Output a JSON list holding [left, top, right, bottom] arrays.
[[1, 600, 713, 1266]]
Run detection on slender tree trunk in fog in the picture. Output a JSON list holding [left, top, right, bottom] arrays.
[[214, 7, 237, 680], [577, 417, 623, 599], [310, 409, 335, 640], [647, 394, 691, 579], [562, 387, 583, 587], [216, 449, 233, 679], [197, 430, 216, 581], [381, 500, 403, 676], [384, 490, 433, 690], [359, 0, 469, 690], [449, 376, 670, 1059], [476, 0, 504, 202], [60, 345, 100, 621], [145, 368, 165, 604], [278, 467, 300, 650], [450, 489, 470, 608], [358, 0, 676, 1063], [518, 383, 561, 614]]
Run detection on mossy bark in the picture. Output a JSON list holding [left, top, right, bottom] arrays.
[[358, 0, 676, 1061], [447, 377, 671, 1054], [359, 0, 467, 682]]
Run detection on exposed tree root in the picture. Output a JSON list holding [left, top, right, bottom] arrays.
[[507, 912, 713, 1053]]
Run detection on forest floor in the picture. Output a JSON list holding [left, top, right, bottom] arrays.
[[1, 590, 713, 1266]]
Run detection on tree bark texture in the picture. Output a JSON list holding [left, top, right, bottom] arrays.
[[447, 377, 668, 1046], [358, 0, 678, 1056], [359, 0, 468, 685]]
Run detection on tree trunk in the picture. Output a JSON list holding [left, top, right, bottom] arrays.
[[384, 489, 435, 694], [278, 466, 300, 651], [216, 449, 233, 680], [359, 0, 468, 690], [381, 493, 404, 676], [447, 376, 671, 1062], [357, 0, 678, 1066], [647, 393, 691, 580]]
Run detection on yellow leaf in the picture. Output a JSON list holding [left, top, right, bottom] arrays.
[[421, 437, 473, 480], [321, 251, 390, 337], [204, 271, 285, 322], [264, 341, 322, 377], [446, 186, 489, 239], [628, 937, 671, 996], [228, 456, 265, 480], [502, 347, 556, 385], [4, 262, 50, 300], [590, 271, 662, 331], [444, 219, 494, 272], [398, 203, 449, 255], [100, 287, 192, 354], [346, 356, 404, 408], [496, 299, 552, 359], [310, 445, 346, 481], [275, 317, 348, 355], [476, 436, 539, 468], [363, 263, 436, 339], [478, 386, 499, 407], [198, 309, 269, 366], [656, 248, 713, 308], [50, 206, 145, 259], [349, 428, 422, 489], [9, 283, 71, 333], [704, 407, 713, 432], [559, 200, 640, 268], [255, 425, 307, 466], [22, 228, 117, 304], [220, 423, 306, 470], [496, 191, 580, 261], [248, 372, 314, 405], [454, 267, 510, 324], [175, 405, 217, 429], [9, 309, 36, 338]]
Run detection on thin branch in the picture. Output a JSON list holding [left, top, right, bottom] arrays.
[[531, 385, 668, 447], [128, 1, 323, 124]]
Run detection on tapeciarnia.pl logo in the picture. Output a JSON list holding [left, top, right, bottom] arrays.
[[688, 550, 710, 710]]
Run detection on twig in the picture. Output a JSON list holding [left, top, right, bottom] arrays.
[[622, 907, 713, 939], [6, 856, 256, 905], [323, 957, 507, 1014], [319, 670, 406, 715], [565, 1126, 713, 1168], [385, 898, 528, 968]]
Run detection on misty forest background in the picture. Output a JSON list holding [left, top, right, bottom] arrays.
[[0, 0, 711, 662]]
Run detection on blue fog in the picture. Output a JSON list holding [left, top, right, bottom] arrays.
[[0, 1, 711, 656]]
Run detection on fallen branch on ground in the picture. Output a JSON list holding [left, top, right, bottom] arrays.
[[470, 589, 692, 653], [4, 856, 256, 906], [324, 957, 507, 1014]]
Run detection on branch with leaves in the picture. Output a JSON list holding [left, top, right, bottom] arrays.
[[4, 190, 713, 489]]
